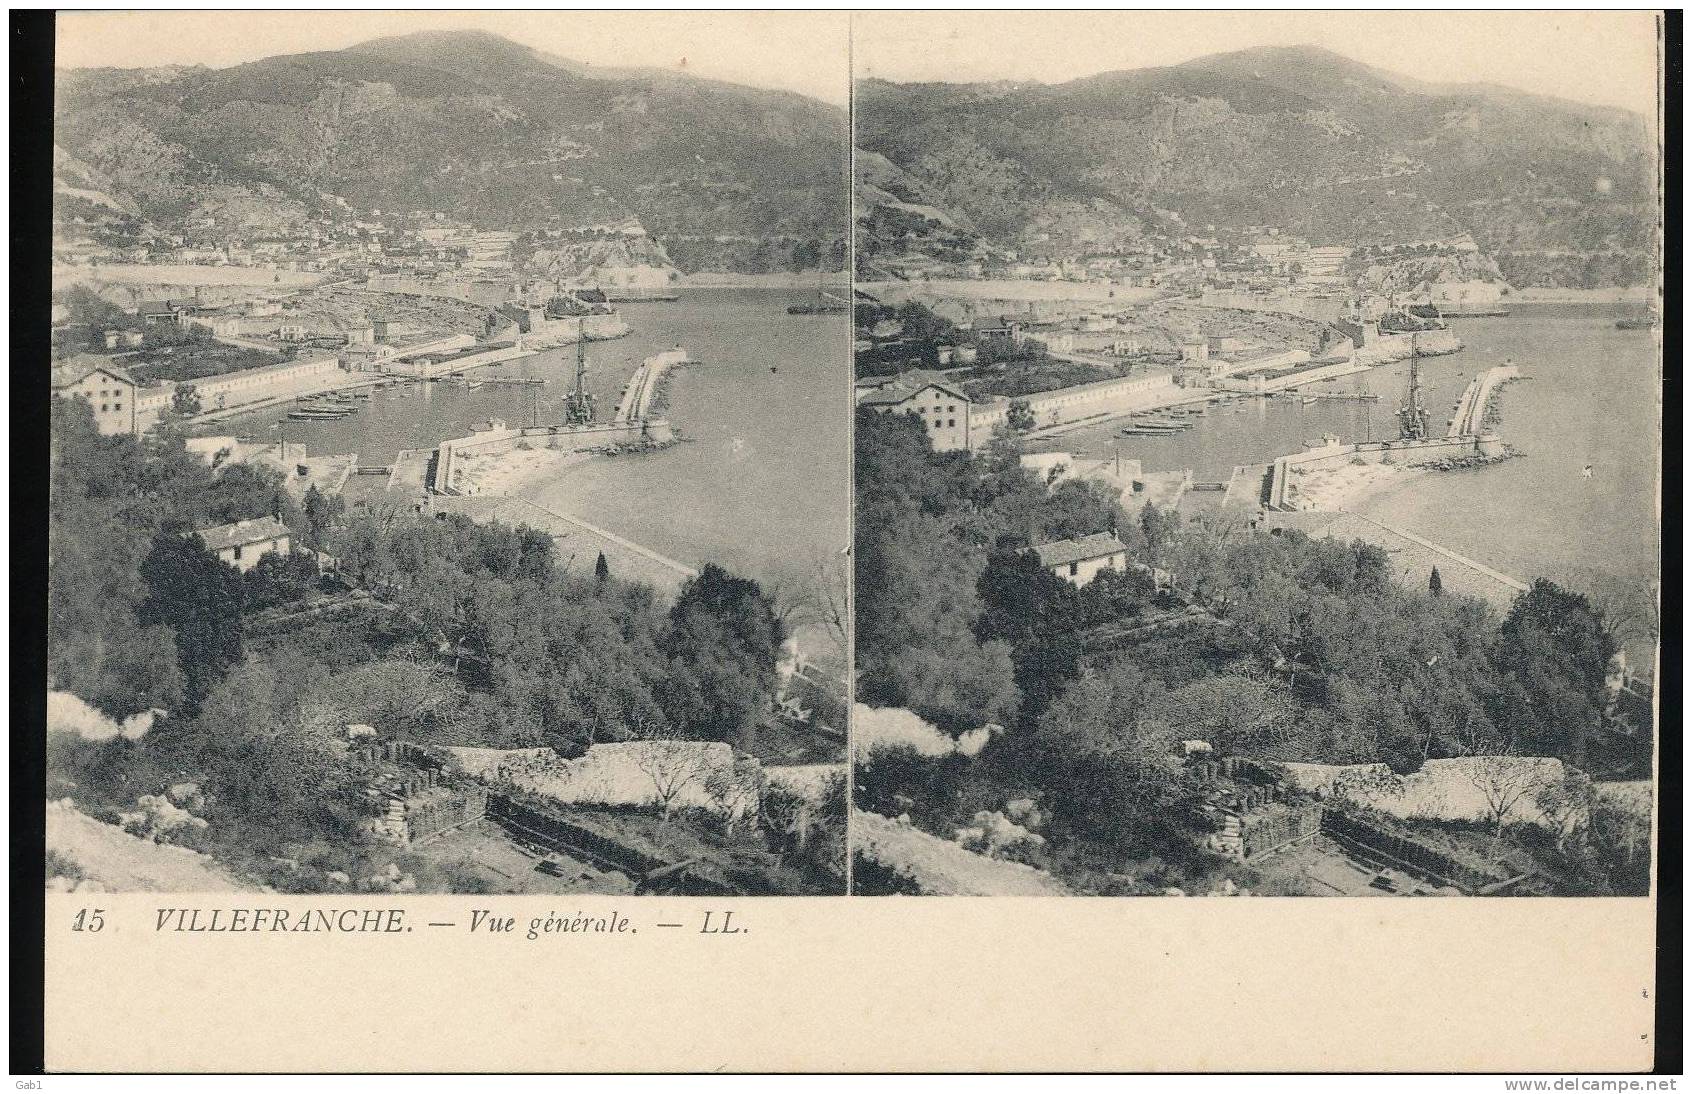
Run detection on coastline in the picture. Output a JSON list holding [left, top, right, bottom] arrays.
[[674, 271, 846, 289], [1509, 286, 1652, 305], [1282, 460, 1427, 512], [444, 446, 596, 497]]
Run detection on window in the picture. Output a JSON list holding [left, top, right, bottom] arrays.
[[1069, 562, 1079, 576], [100, 403, 108, 412], [113, 402, 122, 412], [948, 419, 955, 428], [233, 545, 243, 561]]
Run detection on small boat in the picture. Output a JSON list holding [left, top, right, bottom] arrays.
[[1615, 316, 1657, 331], [1301, 396, 1318, 406]]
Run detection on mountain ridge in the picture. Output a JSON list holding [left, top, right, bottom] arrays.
[[855, 45, 1656, 286], [53, 30, 849, 273]]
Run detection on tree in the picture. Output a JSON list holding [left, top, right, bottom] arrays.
[[659, 564, 784, 748], [1007, 399, 1036, 432], [1464, 747, 1547, 838], [1143, 673, 1301, 755], [1492, 579, 1617, 761], [594, 551, 610, 582], [1534, 769, 1594, 851], [136, 531, 246, 712], [975, 547, 1083, 721], [301, 485, 345, 549], [632, 733, 716, 841], [1429, 566, 1443, 596], [172, 384, 203, 418]]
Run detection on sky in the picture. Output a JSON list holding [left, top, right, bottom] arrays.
[[853, 10, 1662, 117], [54, 10, 1662, 118], [54, 11, 852, 106]]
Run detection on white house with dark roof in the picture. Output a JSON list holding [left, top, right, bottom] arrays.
[[51, 356, 138, 436], [1032, 531, 1129, 587], [193, 516, 292, 573]]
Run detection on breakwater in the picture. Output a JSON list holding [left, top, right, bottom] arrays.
[[1447, 365, 1521, 438], [613, 349, 692, 423]]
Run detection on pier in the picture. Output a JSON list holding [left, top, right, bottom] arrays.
[[613, 348, 692, 424], [1447, 364, 1520, 438]]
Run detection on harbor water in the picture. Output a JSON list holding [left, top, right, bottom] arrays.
[[1032, 304, 1661, 594], [216, 287, 851, 587]]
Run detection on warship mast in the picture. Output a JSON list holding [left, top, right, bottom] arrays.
[[564, 335, 595, 425]]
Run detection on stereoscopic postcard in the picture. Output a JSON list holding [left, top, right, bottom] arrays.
[[25, 7, 1668, 1076]]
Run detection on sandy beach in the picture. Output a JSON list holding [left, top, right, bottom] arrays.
[[447, 446, 593, 496], [1284, 460, 1424, 511]]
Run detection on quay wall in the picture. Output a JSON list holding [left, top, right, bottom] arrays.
[[516, 312, 631, 347], [367, 278, 631, 342], [384, 344, 529, 378], [1212, 356, 1368, 395], [1448, 365, 1521, 438], [137, 354, 348, 430], [614, 349, 691, 423], [1358, 328, 1463, 364], [967, 371, 1181, 448]]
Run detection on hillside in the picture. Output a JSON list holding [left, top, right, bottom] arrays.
[[53, 30, 849, 272], [856, 46, 1657, 286]]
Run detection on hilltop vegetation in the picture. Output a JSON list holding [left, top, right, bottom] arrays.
[[856, 46, 1656, 285], [54, 30, 848, 272]]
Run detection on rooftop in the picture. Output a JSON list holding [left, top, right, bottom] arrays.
[[856, 370, 971, 408], [52, 355, 136, 390], [1032, 531, 1129, 569], [193, 516, 292, 554]]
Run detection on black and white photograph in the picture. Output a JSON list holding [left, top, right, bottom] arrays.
[[850, 10, 1664, 899], [18, 4, 1674, 1080], [43, 11, 851, 898]]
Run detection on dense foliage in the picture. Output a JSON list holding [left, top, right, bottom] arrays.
[[853, 403, 1643, 892], [48, 399, 807, 889]]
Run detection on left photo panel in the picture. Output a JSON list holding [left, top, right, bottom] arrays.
[[45, 11, 852, 896]]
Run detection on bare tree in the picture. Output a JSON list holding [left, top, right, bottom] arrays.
[[811, 548, 851, 663], [763, 549, 851, 664], [1465, 748, 1550, 838], [631, 732, 715, 841], [1589, 575, 1661, 648]]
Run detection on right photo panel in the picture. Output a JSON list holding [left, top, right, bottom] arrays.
[[849, 11, 1663, 897]]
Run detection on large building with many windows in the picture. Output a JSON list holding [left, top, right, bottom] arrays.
[[857, 367, 1181, 453], [856, 371, 976, 451], [51, 356, 138, 435]]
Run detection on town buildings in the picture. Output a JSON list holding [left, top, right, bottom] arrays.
[[857, 367, 1184, 452]]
